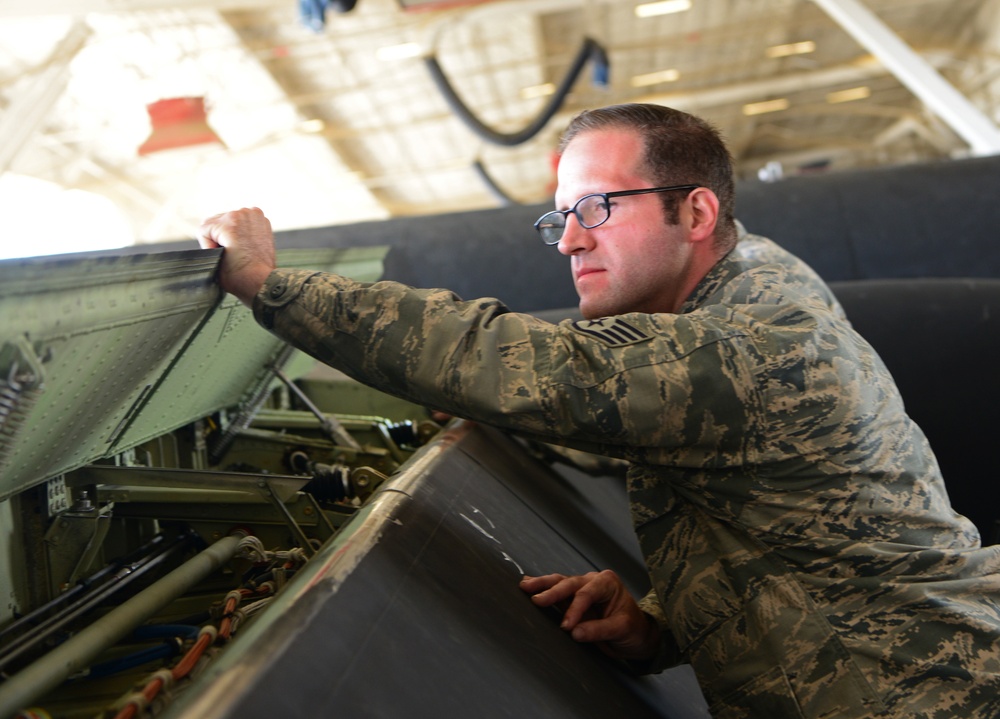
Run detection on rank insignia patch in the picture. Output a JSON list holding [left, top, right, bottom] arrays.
[[571, 318, 651, 346]]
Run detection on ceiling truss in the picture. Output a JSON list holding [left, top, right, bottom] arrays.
[[0, 0, 997, 249]]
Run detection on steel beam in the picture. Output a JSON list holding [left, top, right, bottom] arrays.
[[811, 0, 1000, 156], [0, 19, 91, 175], [639, 54, 896, 112]]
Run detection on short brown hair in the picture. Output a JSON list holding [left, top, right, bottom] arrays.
[[559, 103, 737, 252]]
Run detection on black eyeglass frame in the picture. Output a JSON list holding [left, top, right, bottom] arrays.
[[533, 184, 701, 245]]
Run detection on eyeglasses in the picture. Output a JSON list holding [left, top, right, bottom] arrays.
[[533, 184, 700, 245]]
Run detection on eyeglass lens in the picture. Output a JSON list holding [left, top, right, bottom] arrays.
[[576, 195, 611, 227], [537, 194, 610, 244]]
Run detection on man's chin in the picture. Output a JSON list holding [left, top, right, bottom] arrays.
[[579, 300, 615, 320]]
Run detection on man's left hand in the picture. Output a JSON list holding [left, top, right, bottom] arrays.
[[520, 570, 660, 662]]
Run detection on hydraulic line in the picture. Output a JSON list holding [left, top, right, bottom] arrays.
[[0, 533, 170, 647], [110, 628, 217, 719], [0, 530, 196, 676], [83, 626, 199, 680], [0, 531, 246, 717], [85, 642, 181, 680], [111, 617, 226, 719], [110, 583, 272, 718]]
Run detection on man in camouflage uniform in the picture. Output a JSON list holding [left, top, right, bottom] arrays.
[[199, 104, 1000, 718]]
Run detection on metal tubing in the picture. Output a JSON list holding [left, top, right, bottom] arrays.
[[811, 0, 1000, 156], [0, 531, 194, 675], [0, 532, 245, 717], [0, 533, 170, 649], [260, 480, 315, 557], [272, 366, 361, 451]]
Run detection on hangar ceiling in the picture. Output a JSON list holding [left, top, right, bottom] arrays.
[[1, 0, 999, 250]]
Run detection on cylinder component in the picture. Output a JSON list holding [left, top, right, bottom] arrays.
[[0, 532, 246, 717]]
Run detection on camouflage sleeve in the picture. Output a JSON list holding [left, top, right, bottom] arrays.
[[532, 443, 629, 478], [253, 268, 759, 465]]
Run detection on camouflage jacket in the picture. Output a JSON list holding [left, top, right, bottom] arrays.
[[254, 236, 1000, 718]]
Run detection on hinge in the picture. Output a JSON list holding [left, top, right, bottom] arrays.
[[0, 335, 47, 474]]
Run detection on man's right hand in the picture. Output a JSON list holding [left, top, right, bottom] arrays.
[[520, 570, 661, 663], [197, 207, 277, 307]]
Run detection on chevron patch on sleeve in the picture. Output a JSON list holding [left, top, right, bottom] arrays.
[[570, 317, 652, 346]]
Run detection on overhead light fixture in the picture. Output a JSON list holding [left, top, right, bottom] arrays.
[[299, 119, 327, 133], [630, 68, 681, 88], [635, 0, 692, 19], [827, 86, 871, 104], [765, 41, 816, 59], [375, 42, 422, 61], [520, 83, 555, 100], [743, 98, 789, 116]]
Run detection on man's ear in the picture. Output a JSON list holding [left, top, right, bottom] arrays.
[[686, 188, 719, 244]]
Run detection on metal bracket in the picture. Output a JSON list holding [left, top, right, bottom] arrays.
[[350, 466, 390, 501], [43, 491, 113, 594]]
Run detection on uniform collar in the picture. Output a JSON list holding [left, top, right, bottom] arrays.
[[677, 250, 747, 314]]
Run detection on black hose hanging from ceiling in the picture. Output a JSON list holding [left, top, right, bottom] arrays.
[[424, 37, 609, 147], [472, 159, 514, 206]]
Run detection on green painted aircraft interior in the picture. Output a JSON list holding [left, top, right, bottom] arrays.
[[0, 246, 387, 502]]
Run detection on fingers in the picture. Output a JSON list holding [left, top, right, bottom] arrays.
[[196, 208, 277, 307], [196, 212, 227, 249], [520, 570, 659, 662], [567, 605, 632, 643], [520, 571, 615, 628], [520, 573, 594, 617], [197, 207, 271, 250], [519, 573, 568, 599], [558, 570, 620, 629]]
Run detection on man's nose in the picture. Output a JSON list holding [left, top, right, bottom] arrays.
[[556, 215, 595, 256]]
